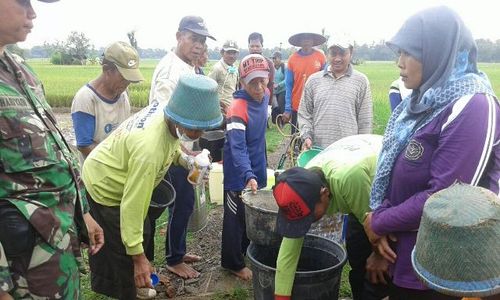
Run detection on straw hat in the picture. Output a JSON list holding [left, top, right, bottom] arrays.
[[164, 74, 223, 130], [412, 183, 500, 297], [288, 32, 326, 47]]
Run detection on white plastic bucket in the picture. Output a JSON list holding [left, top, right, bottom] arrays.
[[208, 165, 276, 204], [265, 168, 275, 189], [208, 162, 224, 205]]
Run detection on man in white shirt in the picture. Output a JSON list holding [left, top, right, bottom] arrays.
[[148, 15, 216, 280]]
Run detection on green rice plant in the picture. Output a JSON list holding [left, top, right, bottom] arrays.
[[27, 59, 155, 108], [478, 63, 500, 95], [29, 59, 500, 126], [356, 62, 399, 134], [28, 58, 219, 108]]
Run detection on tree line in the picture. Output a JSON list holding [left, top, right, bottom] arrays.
[[9, 31, 500, 64]]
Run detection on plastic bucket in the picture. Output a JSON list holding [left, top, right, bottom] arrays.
[[199, 130, 225, 162], [296, 148, 322, 167], [242, 190, 282, 247], [187, 183, 208, 232], [208, 166, 275, 205], [265, 168, 275, 189], [247, 234, 347, 300], [149, 179, 176, 221], [208, 162, 224, 205]]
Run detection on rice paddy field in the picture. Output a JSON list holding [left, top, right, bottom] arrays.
[[29, 58, 159, 108], [29, 59, 500, 135]]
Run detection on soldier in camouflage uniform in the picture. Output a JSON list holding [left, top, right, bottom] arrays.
[[0, 0, 104, 299]]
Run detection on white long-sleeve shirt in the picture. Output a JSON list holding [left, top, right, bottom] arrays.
[[149, 51, 195, 106]]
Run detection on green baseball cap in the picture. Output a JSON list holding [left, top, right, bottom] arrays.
[[103, 41, 144, 82]]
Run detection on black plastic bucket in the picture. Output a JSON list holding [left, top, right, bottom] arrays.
[[247, 234, 347, 300], [146, 179, 176, 260], [199, 130, 225, 162], [148, 179, 176, 220]]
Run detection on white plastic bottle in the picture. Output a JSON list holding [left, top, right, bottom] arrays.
[[188, 149, 211, 185]]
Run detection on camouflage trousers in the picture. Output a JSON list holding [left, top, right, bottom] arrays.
[[0, 214, 82, 299]]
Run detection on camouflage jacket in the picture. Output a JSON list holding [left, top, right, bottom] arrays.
[[0, 51, 89, 298]]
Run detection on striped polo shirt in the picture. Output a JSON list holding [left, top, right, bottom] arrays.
[[297, 64, 373, 148]]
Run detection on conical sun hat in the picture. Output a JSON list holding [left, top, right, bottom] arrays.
[[412, 183, 500, 297], [164, 74, 223, 130], [288, 32, 326, 47]]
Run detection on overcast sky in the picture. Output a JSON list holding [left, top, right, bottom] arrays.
[[21, 0, 500, 50]]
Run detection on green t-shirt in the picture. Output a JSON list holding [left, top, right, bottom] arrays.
[[274, 134, 382, 297], [82, 104, 184, 255]]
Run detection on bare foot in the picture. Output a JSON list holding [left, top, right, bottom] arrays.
[[230, 267, 252, 281], [182, 254, 202, 263], [166, 262, 200, 279]]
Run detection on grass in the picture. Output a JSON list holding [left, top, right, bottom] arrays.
[[265, 123, 285, 154], [339, 264, 353, 298], [355, 62, 399, 135], [212, 286, 250, 300], [80, 253, 109, 299]]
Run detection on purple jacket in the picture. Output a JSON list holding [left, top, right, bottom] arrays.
[[371, 93, 500, 289]]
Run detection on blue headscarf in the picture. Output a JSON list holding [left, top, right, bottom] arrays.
[[370, 6, 496, 209]]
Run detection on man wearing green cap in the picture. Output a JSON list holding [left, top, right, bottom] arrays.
[[0, 0, 104, 299], [209, 39, 240, 115], [82, 74, 223, 299], [71, 41, 144, 160]]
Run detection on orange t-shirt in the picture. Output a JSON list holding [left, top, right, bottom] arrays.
[[286, 49, 326, 111]]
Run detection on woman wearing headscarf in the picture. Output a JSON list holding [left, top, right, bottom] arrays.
[[363, 6, 500, 300]]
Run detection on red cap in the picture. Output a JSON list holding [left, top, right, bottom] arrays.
[[273, 167, 323, 238], [239, 54, 269, 85]]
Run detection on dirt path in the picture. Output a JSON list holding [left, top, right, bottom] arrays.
[[53, 109, 289, 299]]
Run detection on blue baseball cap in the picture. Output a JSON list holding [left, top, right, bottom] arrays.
[[178, 16, 216, 41]]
